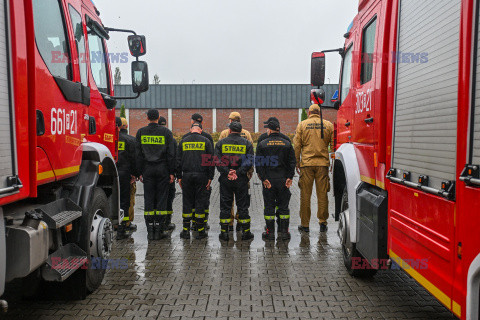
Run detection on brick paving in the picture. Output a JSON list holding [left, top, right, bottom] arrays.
[[3, 175, 456, 319]]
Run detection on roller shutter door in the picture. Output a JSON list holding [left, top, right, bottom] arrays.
[[392, 0, 461, 190]]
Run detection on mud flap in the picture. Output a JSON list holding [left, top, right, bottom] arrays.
[[356, 182, 388, 264]]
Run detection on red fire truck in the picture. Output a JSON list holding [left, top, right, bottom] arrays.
[[0, 0, 148, 306], [311, 0, 480, 318]]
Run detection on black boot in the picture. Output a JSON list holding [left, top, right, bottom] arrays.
[[165, 214, 176, 231], [241, 223, 254, 241], [180, 214, 191, 239], [262, 220, 275, 240], [146, 216, 154, 240], [195, 213, 208, 240], [205, 210, 210, 231], [116, 222, 128, 240], [127, 223, 137, 232], [154, 215, 168, 240], [280, 219, 291, 240], [219, 223, 229, 241]]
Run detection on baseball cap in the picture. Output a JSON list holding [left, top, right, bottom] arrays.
[[191, 113, 203, 123], [264, 118, 280, 131], [309, 104, 321, 112], [115, 117, 122, 127], [147, 109, 160, 120], [121, 117, 128, 127], [229, 112, 241, 121], [158, 116, 167, 126], [229, 121, 242, 133]]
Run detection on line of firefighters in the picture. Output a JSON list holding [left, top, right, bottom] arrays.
[[115, 104, 334, 241]]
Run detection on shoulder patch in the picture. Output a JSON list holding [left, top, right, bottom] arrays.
[[118, 141, 125, 151]]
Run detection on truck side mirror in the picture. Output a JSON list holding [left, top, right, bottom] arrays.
[[132, 61, 149, 93], [311, 52, 325, 87], [311, 88, 325, 105], [128, 35, 146, 57]]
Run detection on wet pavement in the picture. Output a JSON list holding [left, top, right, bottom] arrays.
[[3, 175, 456, 319]]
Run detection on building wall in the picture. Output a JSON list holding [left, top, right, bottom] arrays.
[[172, 109, 213, 134], [216, 108, 255, 133], [258, 109, 299, 134], [117, 107, 337, 137]]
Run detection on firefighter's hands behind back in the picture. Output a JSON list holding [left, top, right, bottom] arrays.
[[296, 165, 301, 175], [206, 179, 212, 190], [228, 169, 237, 181], [263, 179, 272, 189], [285, 178, 293, 189], [170, 175, 175, 184], [177, 178, 182, 189]]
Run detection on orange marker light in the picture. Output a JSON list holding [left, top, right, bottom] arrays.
[[65, 224, 73, 232], [98, 165, 103, 175]]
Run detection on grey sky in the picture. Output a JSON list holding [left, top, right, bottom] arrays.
[[95, 0, 357, 85]]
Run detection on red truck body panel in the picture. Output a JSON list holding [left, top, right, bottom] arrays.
[[0, 0, 116, 206], [333, 0, 480, 318]]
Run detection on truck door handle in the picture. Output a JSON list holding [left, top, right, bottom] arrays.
[[364, 117, 374, 124], [345, 121, 351, 127]]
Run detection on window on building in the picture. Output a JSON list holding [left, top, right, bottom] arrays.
[[361, 17, 377, 84], [340, 45, 353, 104], [87, 20, 109, 94], [69, 6, 88, 86], [32, 0, 72, 80]]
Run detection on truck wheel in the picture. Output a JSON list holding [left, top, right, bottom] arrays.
[[80, 188, 114, 293], [339, 187, 377, 277]]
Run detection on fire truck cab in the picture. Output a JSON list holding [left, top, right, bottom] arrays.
[[312, 0, 480, 318], [0, 0, 148, 304]]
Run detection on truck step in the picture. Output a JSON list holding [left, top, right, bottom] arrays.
[[41, 243, 87, 282], [35, 198, 83, 229]]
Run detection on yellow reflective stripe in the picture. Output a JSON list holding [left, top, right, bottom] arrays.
[[244, 229, 250, 232], [221, 229, 227, 232], [389, 250, 452, 310], [220, 219, 231, 224], [205, 209, 210, 214], [122, 216, 130, 221], [198, 228, 205, 232], [167, 211, 173, 215], [144, 211, 155, 216], [264, 216, 276, 220], [275, 206, 279, 210], [279, 215, 290, 219], [183, 227, 188, 231], [183, 213, 193, 218], [238, 219, 251, 224], [159, 211, 169, 216], [195, 214, 205, 219]]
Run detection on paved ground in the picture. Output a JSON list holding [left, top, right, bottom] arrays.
[[3, 175, 456, 319]]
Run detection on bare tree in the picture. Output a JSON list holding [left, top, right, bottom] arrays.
[[114, 67, 121, 85], [153, 74, 161, 84]]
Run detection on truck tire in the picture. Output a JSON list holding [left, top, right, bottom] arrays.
[[80, 188, 113, 293], [340, 187, 377, 277]]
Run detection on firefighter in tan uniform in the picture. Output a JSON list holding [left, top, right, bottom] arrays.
[[219, 112, 254, 231], [294, 104, 334, 233]]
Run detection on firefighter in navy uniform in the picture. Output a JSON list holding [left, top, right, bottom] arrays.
[[176, 122, 214, 240], [136, 109, 176, 240], [158, 116, 176, 231], [257, 116, 291, 227], [256, 118, 296, 240], [182, 113, 214, 230], [215, 121, 254, 241], [117, 117, 138, 239]]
